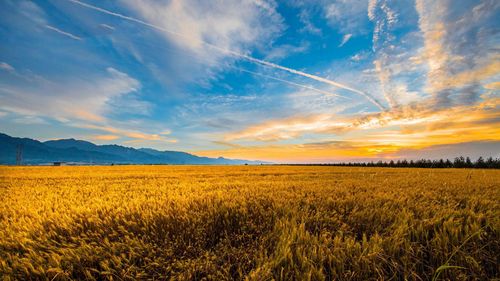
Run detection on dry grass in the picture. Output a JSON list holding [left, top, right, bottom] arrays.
[[0, 165, 498, 280]]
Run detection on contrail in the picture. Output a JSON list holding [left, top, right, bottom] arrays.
[[68, 0, 385, 110], [45, 25, 83, 41], [235, 67, 350, 100], [235, 54, 384, 109], [107, 35, 346, 100]]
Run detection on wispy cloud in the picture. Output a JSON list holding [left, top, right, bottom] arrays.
[[3, 0, 498, 159], [45, 25, 82, 41], [92, 134, 120, 141], [338, 34, 352, 47], [68, 0, 385, 110], [368, 0, 377, 20], [373, 57, 399, 108], [99, 23, 115, 30], [122, 0, 283, 57], [199, 97, 500, 162], [124, 138, 177, 145], [0, 62, 15, 73], [367, 0, 408, 109], [414, 0, 500, 107], [12, 115, 47, 125], [221, 97, 500, 143], [237, 53, 386, 110], [0, 67, 139, 123], [224, 114, 345, 141], [325, 0, 371, 36], [265, 42, 309, 60], [236, 68, 348, 99], [298, 9, 322, 35], [80, 124, 176, 143]]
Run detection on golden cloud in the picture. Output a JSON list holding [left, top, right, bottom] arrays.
[[200, 97, 500, 162], [92, 135, 120, 141]]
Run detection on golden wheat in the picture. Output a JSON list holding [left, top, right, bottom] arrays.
[[0, 165, 498, 280]]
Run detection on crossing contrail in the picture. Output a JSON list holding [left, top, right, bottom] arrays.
[[68, 0, 386, 110], [235, 68, 350, 99]]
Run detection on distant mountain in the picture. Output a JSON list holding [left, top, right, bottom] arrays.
[[44, 138, 98, 151], [0, 133, 268, 165]]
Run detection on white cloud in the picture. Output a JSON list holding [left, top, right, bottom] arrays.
[[265, 42, 309, 60], [18, 0, 47, 26], [374, 57, 398, 108], [0, 62, 15, 73], [298, 10, 322, 35], [12, 115, 47, 125], [338, 34, 352, 47], [367, 0, 377, 20], [287, 88, 354, 116], [0, 68, 140, 123], [369, 0, 400, 49], [99, 23, 115, 30], [350, 52, 368, 62], [325, 0, 369, 36], [367, 0, 426, 108], [415, 0, 500, 106], [107, 94, 153, 117], [122, 0, 284, 65]]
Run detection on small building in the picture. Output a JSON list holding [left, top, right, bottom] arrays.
[[52, 162, 65, 166]]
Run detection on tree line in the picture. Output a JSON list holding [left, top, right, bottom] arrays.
[[286, 157, 500, 169]]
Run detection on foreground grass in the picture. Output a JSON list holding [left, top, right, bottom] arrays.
[[0, 166, 498, 280]]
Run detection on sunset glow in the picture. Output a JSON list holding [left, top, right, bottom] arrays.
[[1, 0, 498, 162]]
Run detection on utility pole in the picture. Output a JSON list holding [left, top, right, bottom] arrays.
[[16, 143, 23, 165]]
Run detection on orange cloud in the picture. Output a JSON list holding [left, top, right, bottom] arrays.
[[92, 134, 120, 141], [199, 97, 500, 162], [222, 96, 500, 144], [123, 138, 178, 145], [79, 124, 176, 143], [413, 1, 499, 99], [125, 132, 161, 140], [73, 110, 105, 123], [224, 114, 349, 141], [432, 60, 500, 93], [484, 82, 500, 90], [195, 142, 401, 163]]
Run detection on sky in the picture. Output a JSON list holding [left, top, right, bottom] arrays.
[[0, 0, 499, 163]]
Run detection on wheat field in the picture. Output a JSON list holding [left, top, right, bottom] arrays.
[[0, 165, 498, 280]]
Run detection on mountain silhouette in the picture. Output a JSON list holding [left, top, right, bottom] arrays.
[[0, 133, 267, 165]]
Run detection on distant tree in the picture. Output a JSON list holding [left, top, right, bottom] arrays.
[[454, 157, 465, 168], [466, 157, 472, 168], [476, 157, 485, 168], [325, 156, 498, 169], [485, 157, 494, 169]]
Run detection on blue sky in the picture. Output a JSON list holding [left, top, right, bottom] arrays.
[[0, 0, 499, 162]]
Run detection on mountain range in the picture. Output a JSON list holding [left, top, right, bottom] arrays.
[[0, 133, 267, 165]]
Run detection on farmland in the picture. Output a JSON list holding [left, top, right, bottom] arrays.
[[0, 165, 499, 280]]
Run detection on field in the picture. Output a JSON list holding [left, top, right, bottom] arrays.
[[0, 166, 499, 280]]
